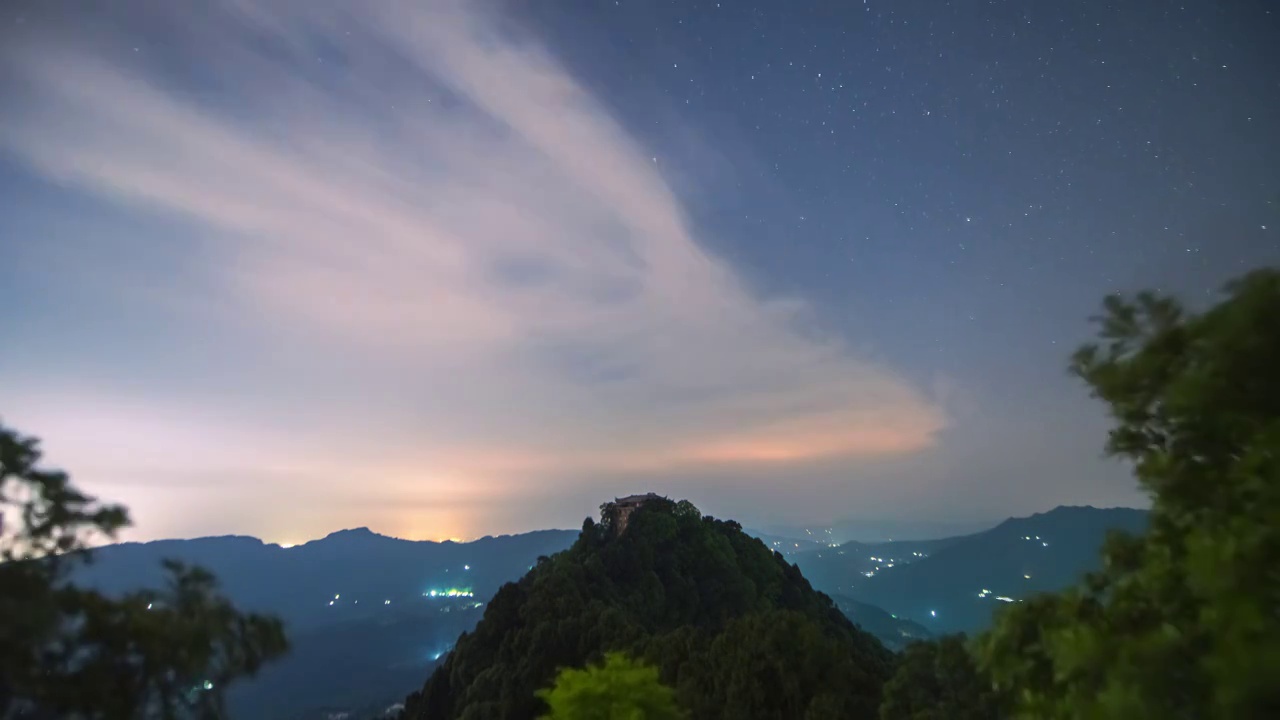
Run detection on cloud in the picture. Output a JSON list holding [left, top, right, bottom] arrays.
[[0, 0, 945, 539]]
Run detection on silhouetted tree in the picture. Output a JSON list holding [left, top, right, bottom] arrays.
[[973, 269, 1280, 718], [0, 421, 289, 719]]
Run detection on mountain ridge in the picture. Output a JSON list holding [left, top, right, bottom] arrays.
[[404, 496, 897, 719], [796, 504, 1149, 634]]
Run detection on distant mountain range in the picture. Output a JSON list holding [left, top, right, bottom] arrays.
[[68, 504, 1146, 717], [794, 505, 1149, 634], [829, 595, 931, 651], [744, 530, 835, 556], [73, 527, 579, 632], [71, 528, 578, 720], [761, 516, 998, 545]]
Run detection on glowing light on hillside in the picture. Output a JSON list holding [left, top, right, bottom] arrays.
[[424, 588, 474, 598], [930, 610, 937, 618], [464, 564, 470, 570]]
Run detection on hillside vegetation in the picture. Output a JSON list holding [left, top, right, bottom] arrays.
[[403, 497, 895, 719]]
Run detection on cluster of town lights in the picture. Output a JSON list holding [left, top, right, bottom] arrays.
[[424, 588, 474, 598]]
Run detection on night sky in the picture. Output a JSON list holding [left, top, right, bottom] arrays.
[[1, 0, 1277, 543]]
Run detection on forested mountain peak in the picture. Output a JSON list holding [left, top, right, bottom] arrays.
[[402, 496, 895, 719]]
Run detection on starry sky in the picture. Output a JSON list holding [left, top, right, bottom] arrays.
[[1, 0, 1277, 544]]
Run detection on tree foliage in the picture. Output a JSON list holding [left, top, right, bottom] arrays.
[[0, 422, 289, 719], [970, 269, 1280, 718], [878, 635, 1004, 720], [536, 653, 682, 720], [402, 496, 894, 719]]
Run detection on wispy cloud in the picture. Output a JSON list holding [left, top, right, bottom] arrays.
[[0, 0, 945, 540]]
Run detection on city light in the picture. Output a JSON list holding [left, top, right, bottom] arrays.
[[424, 588, 475, 598]]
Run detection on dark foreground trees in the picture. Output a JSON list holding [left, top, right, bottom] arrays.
[[0, 422, 288, 719], [878, 635, 1004, 720], [979, 268, 1280, 718], [882, 268, 1280, 719]]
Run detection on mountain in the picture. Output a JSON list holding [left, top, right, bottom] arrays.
[[69, 527, 578, 720], [402, 496, 896, 720], [73, 527, 578, 632], [65, 504, 1142, 716], [829, 596, 931, 651], [764, 517, 997, 545], [229, 600, 473, 720], [793, 534, 967, 596], [745, 529, 834, 556], [801, 505, 1148, 634]]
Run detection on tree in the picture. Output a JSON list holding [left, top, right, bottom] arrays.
[[0, 421, 289, 718], [536, 653, 684, 720], [879, 635, 1003, 720], [973, 269, 1280, 719]]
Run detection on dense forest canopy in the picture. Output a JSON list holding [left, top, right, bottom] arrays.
[[402, 495, 895, 719]]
